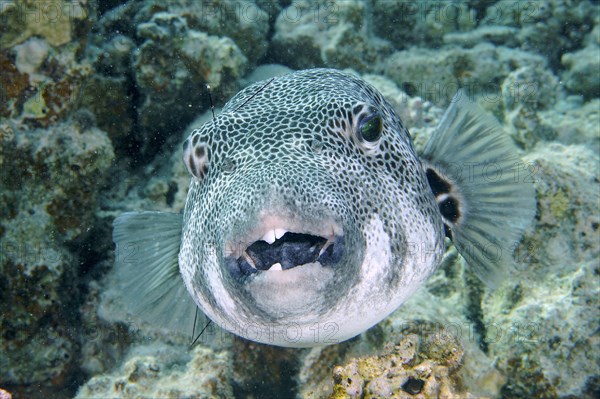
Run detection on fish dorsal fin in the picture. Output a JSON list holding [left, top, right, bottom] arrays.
[[111, 211, 199, 335], [420, 90, 536, 286]]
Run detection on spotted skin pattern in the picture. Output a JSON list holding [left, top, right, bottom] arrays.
[[178, 69, 444, 347]]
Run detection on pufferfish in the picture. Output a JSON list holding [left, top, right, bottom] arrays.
[[111, 68, 535, 348]]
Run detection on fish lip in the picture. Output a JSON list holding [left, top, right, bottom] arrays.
[[224, 210, 344, 277]]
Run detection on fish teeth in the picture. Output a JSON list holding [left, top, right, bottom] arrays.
[[268, 262, 283, 271], [260, 229, 288, 244], [243, 252, 257, 269], [261, 230, 277, 244], [318, 226, 337, 257], [318, 240, 333, 258]]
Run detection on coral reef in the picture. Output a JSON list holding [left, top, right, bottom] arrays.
[[478, 0, 597, 68], [75, 344, 234, 399], [230, 339, 303, 398], [561, 43, 600, 100], [0, 0, 92, 49], [0, 120, 114, 388], [82, 0, 270, 157], [299, 321, 471, 398], [524, 143, 599, 267], [478, 142, 599, 398], [501, 65, 560, 149], [0, 3, 111, 396], [383, 43, 548, 106], [271, 0, 393, 71], [131, 0, 270, 64], [485, 261, 599, 398], [539, 98, 600, 147], [1, 38, 93, 125], [373, 0, 477, 49], [131, 11, 247, 156]]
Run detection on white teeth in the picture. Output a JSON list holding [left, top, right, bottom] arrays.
[[268, 262, 283, 271], [260, 229, 288, 244], [243, 252, 257, 269], [261, 230, 277, 244], [318, 226, 336, 257], [318, 240, 333, 258]]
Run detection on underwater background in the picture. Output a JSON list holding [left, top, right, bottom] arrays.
[[0, 0, 598, 398]]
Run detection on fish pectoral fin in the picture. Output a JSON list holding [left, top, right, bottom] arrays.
[[110, 211, 199, 336], [420, 90, 536, 287]]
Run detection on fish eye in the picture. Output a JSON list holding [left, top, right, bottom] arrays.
[[358, 114, 382, 143]]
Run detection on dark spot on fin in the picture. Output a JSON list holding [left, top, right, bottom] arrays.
[[439, 196, 460, 223], [425, 165, 463, 230], [426, 168, 451, 196]]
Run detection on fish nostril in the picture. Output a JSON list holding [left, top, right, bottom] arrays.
[[221, 157, 236, 174], [310, 139, 323, 153]]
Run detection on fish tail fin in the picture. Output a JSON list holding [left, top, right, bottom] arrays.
[[420, 90, 536, 286], [109, 211, 199, 335]]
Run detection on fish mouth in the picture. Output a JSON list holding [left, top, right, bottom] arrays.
[[225, 212, 345, 278]]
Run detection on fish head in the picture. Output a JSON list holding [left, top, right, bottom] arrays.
[[179, 69, 444, 347]]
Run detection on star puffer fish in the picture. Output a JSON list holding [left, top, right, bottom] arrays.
[[111, 68, 535, 348]]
